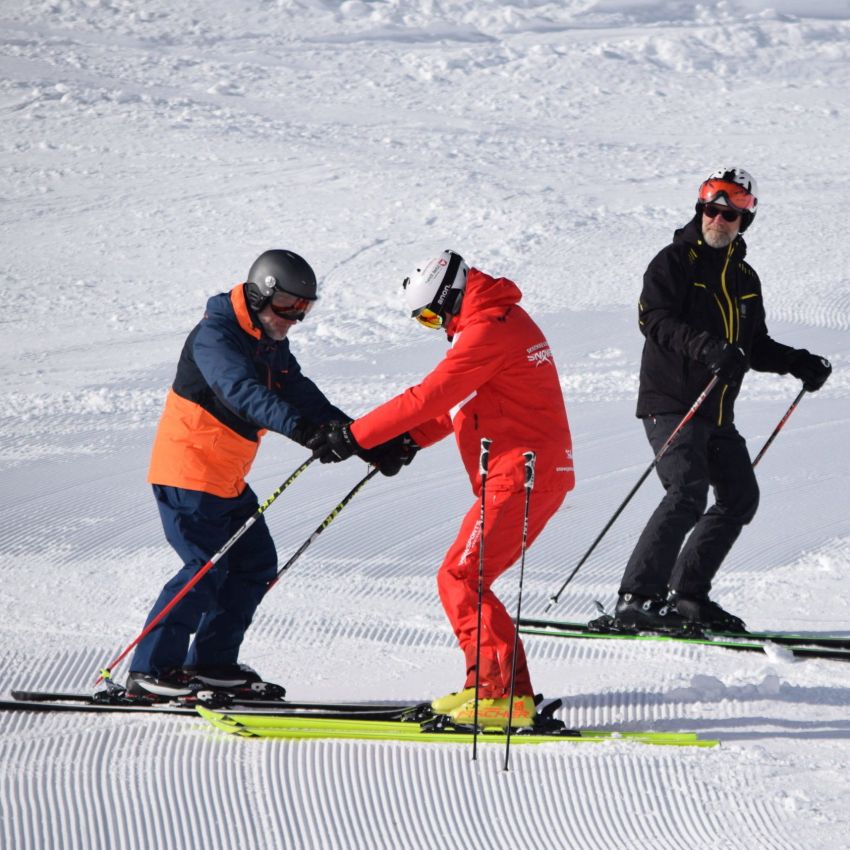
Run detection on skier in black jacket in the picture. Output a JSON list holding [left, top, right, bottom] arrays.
[[611, 167, 832, 632]]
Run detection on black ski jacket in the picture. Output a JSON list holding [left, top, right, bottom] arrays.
[[636, 216, 796, 425]]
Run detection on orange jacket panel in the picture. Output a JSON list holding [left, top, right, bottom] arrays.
[[148, 390, 263, 498]]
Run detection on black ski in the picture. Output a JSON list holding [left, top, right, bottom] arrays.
[[3, 689, 426, 720], [1, 698, 196, 716], [518, 616, 850, 661]]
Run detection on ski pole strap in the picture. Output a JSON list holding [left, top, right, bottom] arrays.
[[479, 438, 492, 478], [522, 451, 536, 491]]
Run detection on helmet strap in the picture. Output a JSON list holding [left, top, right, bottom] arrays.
[[245, 281, 269, 313], [445, 287, 463, 318], [427, 251, 464, 318]]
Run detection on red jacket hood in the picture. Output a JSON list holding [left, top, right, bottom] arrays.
[[447, 268, 522, 335]]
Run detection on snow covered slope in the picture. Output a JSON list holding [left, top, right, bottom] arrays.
[[1, 1, 849, 848]]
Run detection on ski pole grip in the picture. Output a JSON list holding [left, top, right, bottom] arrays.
[[522, 451, 536, 491], [479, 438, 492, 477]]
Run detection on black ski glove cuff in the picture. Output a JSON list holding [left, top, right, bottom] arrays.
[[289, 419, 320, 448], [699, 337, 748, 387], [788, 349, 832, 392], [358, 433, 419, 477]]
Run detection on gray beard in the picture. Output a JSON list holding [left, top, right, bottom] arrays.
[[703, 227, 737, 249]]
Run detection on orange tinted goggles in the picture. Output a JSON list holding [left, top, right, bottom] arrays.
[[698, 179, 757, 213], [270, 292, 314, 320], [412, 306, 443, 329]]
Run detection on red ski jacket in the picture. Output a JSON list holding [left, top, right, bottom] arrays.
[[351, 269, 574, 494]]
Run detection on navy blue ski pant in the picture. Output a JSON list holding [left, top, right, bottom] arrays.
[[619, 414, 759, 600], [130, 484, 277, 676]]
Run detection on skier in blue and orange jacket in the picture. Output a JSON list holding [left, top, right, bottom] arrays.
[[128, 249, 400, 700], [308, 250, 575, 728]]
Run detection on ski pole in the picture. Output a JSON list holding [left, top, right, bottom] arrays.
[[94, 456, 316, 686], [752, 388, 806, 469], [472, 437, 492, 762], [266, 465, 379, 590], [504, 451, 535, 772], [544, 376, 719, 612], [586, 387, 808, 624]]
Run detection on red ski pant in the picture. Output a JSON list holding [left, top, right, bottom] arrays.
[[437, 485, 567, 699]]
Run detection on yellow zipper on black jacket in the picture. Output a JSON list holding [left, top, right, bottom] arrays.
[[714, 242, 737, 425]]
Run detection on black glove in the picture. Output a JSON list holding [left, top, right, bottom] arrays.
[[359, 433, 419, 477], [289, 419, 319, 448], [700, 338, 748, 387], [306, 421, 360, 463], [398, 433, 419, 467], [788, 349, 832, 392]]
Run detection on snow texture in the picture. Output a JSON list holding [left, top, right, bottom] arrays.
[[1, 1, 849, 848]]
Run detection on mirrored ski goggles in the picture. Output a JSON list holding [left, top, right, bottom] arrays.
[[411, 305, 444, 330], [703, 204, 741, 223], [698, 179, 757, 213], [269, 292, 315, 321]]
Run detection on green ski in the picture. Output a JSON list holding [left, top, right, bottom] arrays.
[[197, 706, 718, 748]]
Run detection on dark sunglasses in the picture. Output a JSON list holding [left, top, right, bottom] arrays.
[[703, 204, 741, 223]]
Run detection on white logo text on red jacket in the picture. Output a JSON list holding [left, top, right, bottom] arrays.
[[527, 341, 554, 366]]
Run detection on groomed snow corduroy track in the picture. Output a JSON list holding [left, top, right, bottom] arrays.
[[2, 2, 850, 848]]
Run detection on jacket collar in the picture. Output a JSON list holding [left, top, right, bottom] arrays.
[[230, 284, 263, 340]]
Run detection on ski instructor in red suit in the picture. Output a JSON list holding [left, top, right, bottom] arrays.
[[308, 250, 574, 728]]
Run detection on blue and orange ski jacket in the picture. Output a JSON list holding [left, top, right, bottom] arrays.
[[148, 284, 346, 498]]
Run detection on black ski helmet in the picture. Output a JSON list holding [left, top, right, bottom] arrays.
[[245, 250, 318, 312]]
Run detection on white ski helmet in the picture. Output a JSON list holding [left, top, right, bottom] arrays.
[[402, 250, 469, 329], [697, 167, 758, 231]]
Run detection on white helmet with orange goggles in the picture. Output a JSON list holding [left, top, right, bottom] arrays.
[[697, 167, 758, 231], [403, 250, 469, 330]]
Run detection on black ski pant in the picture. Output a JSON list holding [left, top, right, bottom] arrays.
[[619, 414, 759, 600]]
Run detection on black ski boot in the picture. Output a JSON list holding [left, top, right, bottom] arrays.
[[670, 593, 746, 633], [612, 593, 688, 632], [125, 669, 200, 700], [182, 663, 286, 701]]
